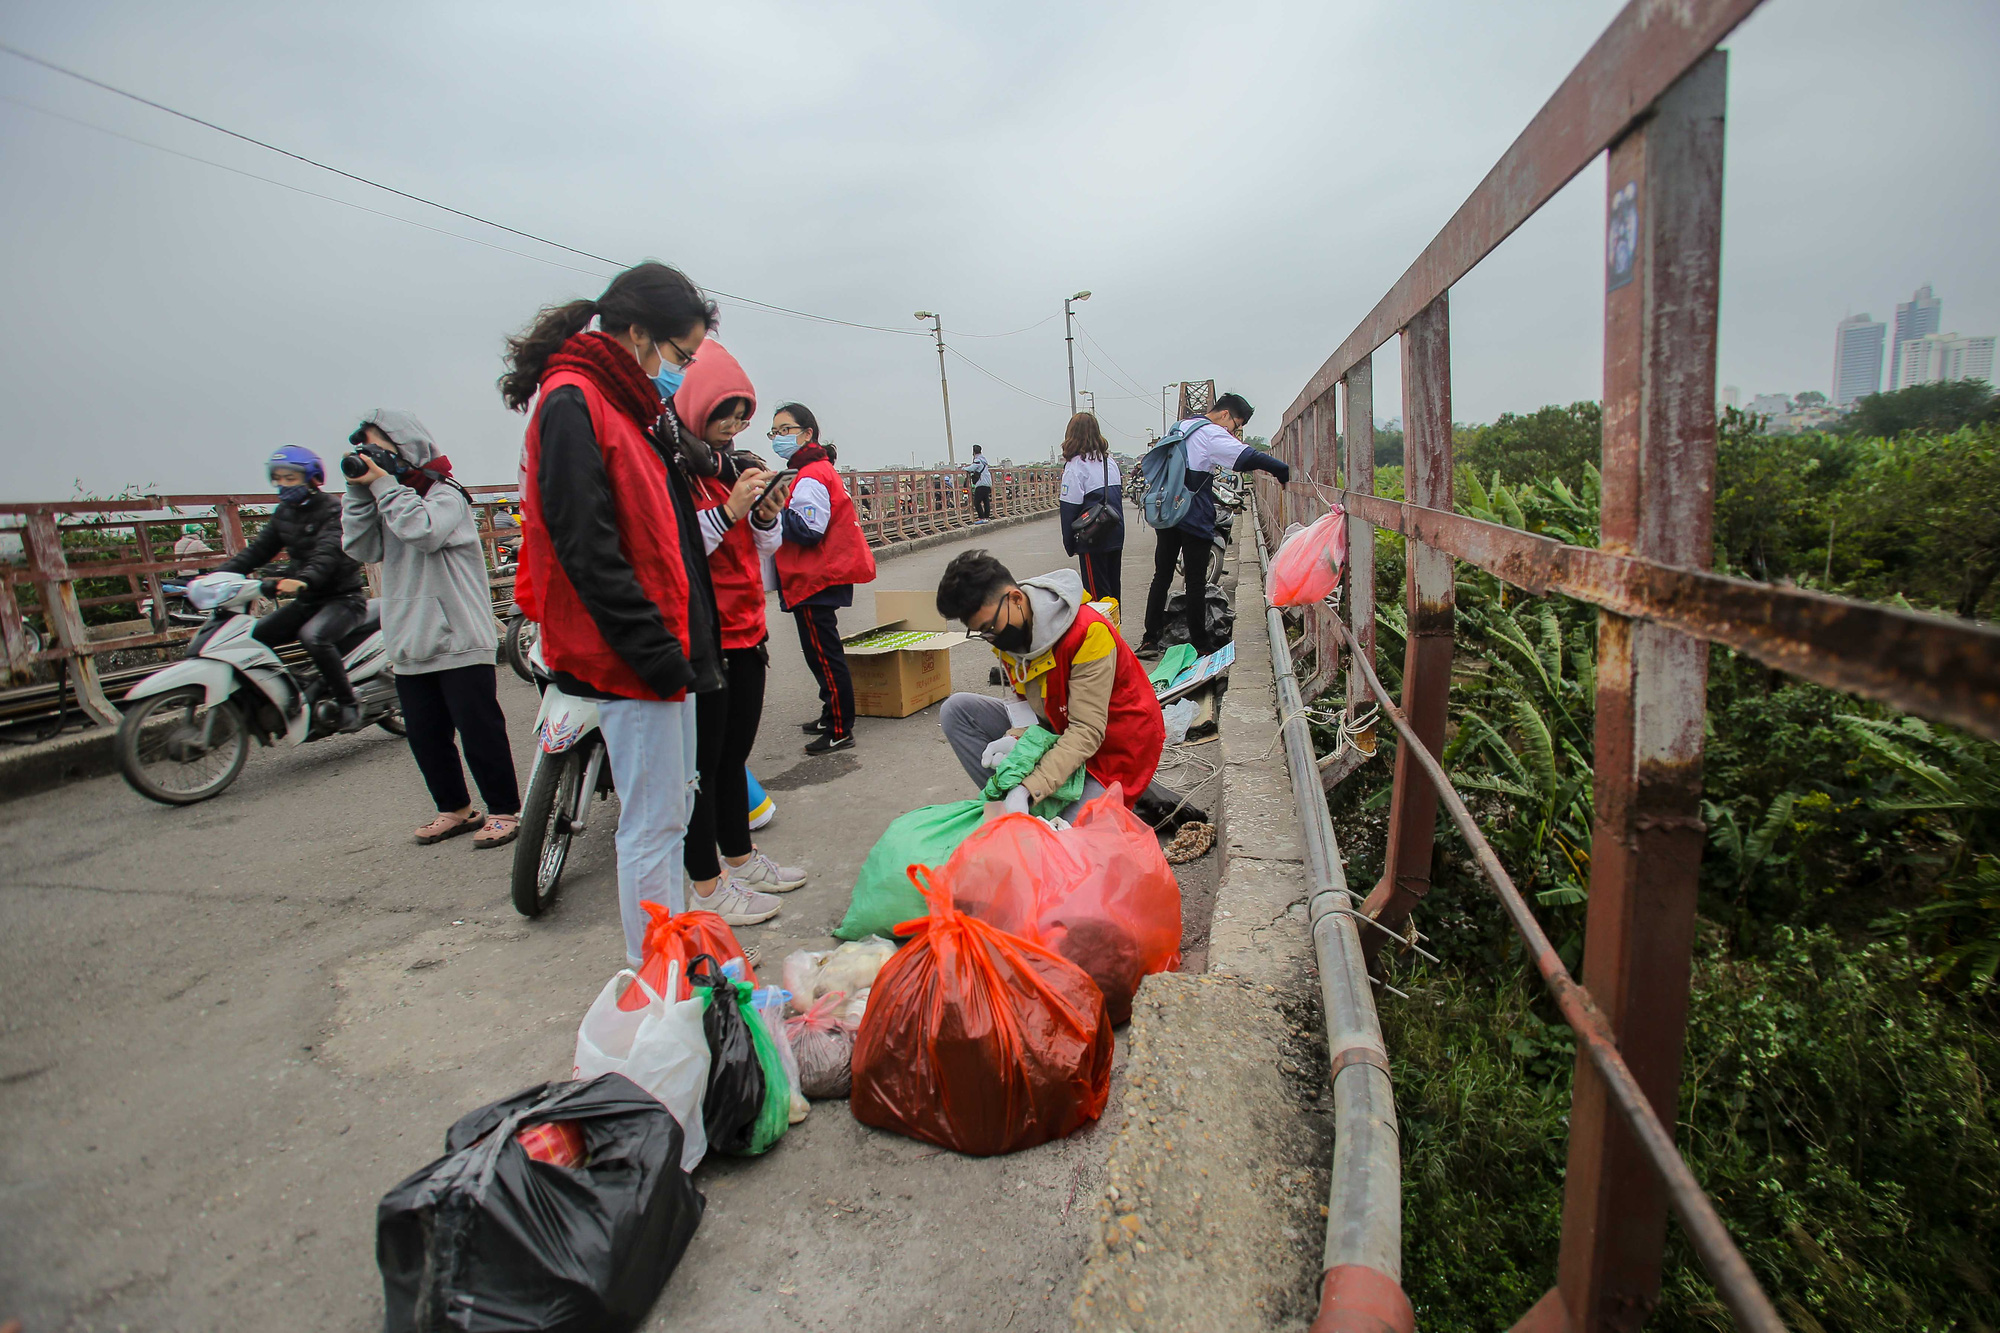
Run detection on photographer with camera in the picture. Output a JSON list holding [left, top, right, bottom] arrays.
[[341, 409, 521, 849], [218, 445, 368, 731]]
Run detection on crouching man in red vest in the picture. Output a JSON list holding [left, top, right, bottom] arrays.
[[935, 550, 1164, 818]]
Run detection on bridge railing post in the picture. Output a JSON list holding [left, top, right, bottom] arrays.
[[1361, 294, 1455, 956], [1342, 360, 1377, 735], [24, 513, 119, 727], [1548, 51, 1728, 1333]]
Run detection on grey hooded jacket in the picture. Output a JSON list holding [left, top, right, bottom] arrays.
[[341, 409, 498, 674]]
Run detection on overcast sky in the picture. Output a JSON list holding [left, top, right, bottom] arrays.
[[1, 0, 1994, 498]]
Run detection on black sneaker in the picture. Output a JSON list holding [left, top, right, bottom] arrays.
[[804, 732, 853, 756], [801, 718, 830, 734], [1135, 640, 1164, 661], [337, 702, 364, 732]]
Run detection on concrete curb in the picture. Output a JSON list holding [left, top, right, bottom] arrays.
[[1072, 523, 1331, 1331], [0, 724, 120, 805], [868, 506, 1055, 562]]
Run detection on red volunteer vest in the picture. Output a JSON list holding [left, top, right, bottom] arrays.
[[693, 473, 768, 649], [1041, 605, 1165, 805], [774, 459, 876, 606], [518, 371, 692, 701]]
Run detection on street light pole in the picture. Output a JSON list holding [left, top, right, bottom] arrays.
[[1080, 389, 1096, 415], [914, 311, 955, 465], [1161, 383, 1177, 433], [1063, 290, 1091, 414]]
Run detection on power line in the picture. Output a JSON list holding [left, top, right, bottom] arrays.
[[943, 345, 1069, 409], [1072, 317, 1156, 400], [0, 40, 923, 338], [950, 312, 1061, 339], [0, 93, 607, 279]]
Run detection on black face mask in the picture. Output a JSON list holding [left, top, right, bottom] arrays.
[[991, 595, 1032, 654]]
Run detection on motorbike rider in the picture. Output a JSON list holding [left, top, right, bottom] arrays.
[[217, 445, 368, 731]]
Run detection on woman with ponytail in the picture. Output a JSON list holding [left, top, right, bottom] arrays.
[[506, 262, 787, 964]]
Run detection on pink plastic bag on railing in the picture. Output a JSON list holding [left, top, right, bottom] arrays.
[[1265, 507, 1348, 607]]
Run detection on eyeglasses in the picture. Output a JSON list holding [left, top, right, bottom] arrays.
[[968, 597, 1013, 642], [660, 334, 698, 369], [767, 425, 801, 440]]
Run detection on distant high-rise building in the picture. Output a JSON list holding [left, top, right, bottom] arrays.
[[1720, 384, 1741, 410], [1831, 314, 1885, 406], [1896, 332, 1997, 388], [1748, 393, 1793, 419], [1891, 284, 1942, 388]]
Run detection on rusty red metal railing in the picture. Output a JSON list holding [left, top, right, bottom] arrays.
[[1255, 0, 1995, 1328], [2, 467, 1056, 727]]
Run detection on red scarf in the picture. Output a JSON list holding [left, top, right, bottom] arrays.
[[406, 453, 455, 497], [541, 330, 663, 429], [788, 441, 830, 469]]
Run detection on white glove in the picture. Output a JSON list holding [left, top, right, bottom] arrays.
[[981, 735, 1019, 770], [1002, 786, 1033, 816]]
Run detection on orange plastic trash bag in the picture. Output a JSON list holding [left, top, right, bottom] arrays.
[[1265, 507, 1348, 607], [622, 905, 759, 1009], [941, 786, 1182, 1026], [850, 866, 1111, 1156]]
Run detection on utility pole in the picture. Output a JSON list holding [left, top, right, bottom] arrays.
[[1161, 383, 1177, 433], [913, 311, 955, 465], [1063, 290, 1091, 414], [1080, 389, 1096, 415]]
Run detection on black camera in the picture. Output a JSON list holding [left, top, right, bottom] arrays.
[[340, 441, 408, 481]]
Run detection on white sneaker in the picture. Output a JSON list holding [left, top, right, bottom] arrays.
[[729, 849, 808, 893], [691, 873, 782, 926]]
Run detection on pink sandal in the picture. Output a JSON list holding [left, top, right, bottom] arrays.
[[474, 814, 521, 849], [414, 810, 483, 845]]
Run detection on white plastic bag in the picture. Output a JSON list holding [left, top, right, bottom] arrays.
[[573, 964, 712, 1170], [817, 936, 897, 1001], [1162, 697, 1198, 746], [780, 948, 831, 1013], [752, 987, 811, 1124], [840, 986, 871, 1030]]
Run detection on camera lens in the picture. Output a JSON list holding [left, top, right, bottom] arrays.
[[339, 452, 368, 480]]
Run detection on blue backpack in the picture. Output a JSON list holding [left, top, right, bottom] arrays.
[[1140, 420, 1199, 530]]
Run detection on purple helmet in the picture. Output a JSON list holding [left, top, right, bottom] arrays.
[[266, 444, 325, 486]]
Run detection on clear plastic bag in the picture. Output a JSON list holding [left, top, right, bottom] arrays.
[[785, 991, 857, 1099], [817, 936, 897, 1001], [572, 962, 712, 1171], [752, 987, 811, 1123], [779, 948, 830, 1012]]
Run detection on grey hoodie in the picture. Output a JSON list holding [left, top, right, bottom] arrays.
[[341, 409, 498, 674]]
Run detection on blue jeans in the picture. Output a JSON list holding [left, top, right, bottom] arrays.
[[599, 696, 699, 966]]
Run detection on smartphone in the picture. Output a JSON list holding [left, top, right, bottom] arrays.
[[752, 468, 799, 510]]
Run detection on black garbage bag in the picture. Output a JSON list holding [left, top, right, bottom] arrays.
[[377, 1074, 703, 1333], [687, 954, 767, 1156], [1160, 582, 1234, 648]]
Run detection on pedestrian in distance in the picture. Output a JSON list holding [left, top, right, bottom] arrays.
[[935, 550, 1164, 819], [173, 522, 213, 575], [670, 340, 809, 921], [769, 403, 876, 756], [341, 409, 522, 849], [216, 445, 368, 732], [503, 260, 734, 964], [1138, 391, 1290, 658], [1058, 411, 1125, 608], [964, 443, 994, 521]]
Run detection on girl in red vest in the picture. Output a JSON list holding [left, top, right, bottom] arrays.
[[504, 263, 785, 962], [769, 403, 877, 754], [670, 342, 812, 904]]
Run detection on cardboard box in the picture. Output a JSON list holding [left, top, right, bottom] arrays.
[[842, 591, 975, 718]]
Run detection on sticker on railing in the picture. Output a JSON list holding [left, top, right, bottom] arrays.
[[1606, 180, 1639, 292]]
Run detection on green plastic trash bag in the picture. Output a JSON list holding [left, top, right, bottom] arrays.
[[981, 725, 1087, 819], [739, 984, 795, 1154], [834, 800, 988, 941], [1148, 643, 1197, 690]]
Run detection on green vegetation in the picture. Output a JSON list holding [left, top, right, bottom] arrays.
[[1308, 382, 2000, 1331]]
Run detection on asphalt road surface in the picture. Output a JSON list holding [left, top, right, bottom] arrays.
[[0, 517, 1211, 1332]]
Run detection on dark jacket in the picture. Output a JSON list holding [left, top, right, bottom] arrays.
[[534, 384, 724, 701], [220, 488, 365, 602]]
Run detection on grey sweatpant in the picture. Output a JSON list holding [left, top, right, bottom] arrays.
[[938, 692, 1107, 820]]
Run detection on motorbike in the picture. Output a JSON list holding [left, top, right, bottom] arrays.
[[511, 641, 612, 917], [139, 578, 209, 630], [115, 573, 403, 805], [501, 606, 539, 684]]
